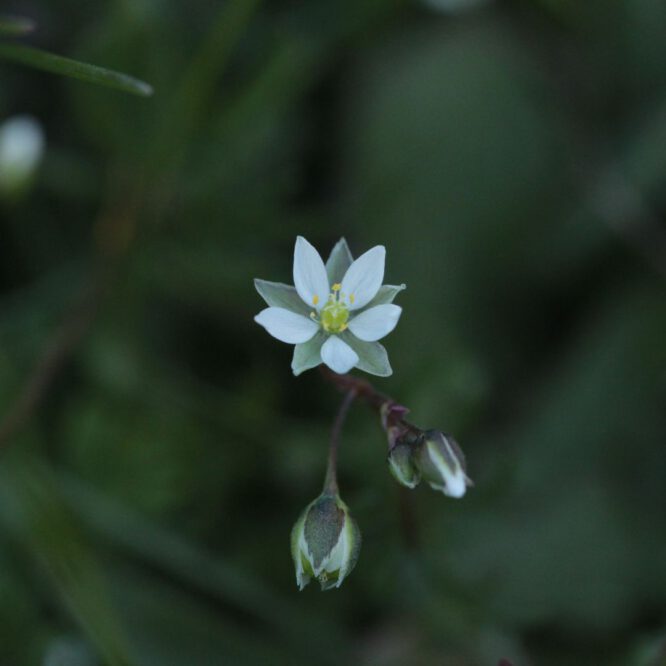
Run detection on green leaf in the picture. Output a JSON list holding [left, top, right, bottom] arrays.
[[341, 332, 392, 376], [0, 43, 153, 97], [0, 462, 135, 666], [292, 331, 326, 375], [364, 283, 406, 308], [325, 237, 354, 284], [254, 279, 311, 316], [0, 15, 35, 36]]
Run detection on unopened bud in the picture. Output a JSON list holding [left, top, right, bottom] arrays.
[[290, 493, 361, 591], [416, 430, 471, 498], [387, 428, 421, 489]]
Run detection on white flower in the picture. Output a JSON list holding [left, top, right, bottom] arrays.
[[254, 237, 405, 376]]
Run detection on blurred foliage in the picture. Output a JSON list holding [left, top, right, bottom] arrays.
[[1, 0, 666, 664]]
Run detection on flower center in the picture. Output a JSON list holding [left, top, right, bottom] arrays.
[[314, 283, 350, 333]]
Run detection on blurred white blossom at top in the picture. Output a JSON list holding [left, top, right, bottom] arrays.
[[0, 115, 45, 197]]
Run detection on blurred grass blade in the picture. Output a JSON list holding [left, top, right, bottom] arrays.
[[58, 472, 345, 663], [181, 0, 261, 99], [150, 0, 260, 167], [109, 566, 296, 666], [0, 15, 36, 35], [0, 43, 153, 96], [0, 462, 136, 666]]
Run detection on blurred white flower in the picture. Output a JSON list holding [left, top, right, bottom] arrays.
[[0, 115, 45, 196], [254, 237, 405, 376]]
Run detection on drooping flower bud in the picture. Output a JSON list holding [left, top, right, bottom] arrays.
[[386, 427, 421, 489], [416, 430, 471, 498], [290, 493, 361, 591]]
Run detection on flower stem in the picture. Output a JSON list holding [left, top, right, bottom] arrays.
[[323, 388, 356, 495], [319, 369, 423, 552], [319, 367, 420, 437]]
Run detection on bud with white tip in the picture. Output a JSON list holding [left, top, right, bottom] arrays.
[[416, 430, 471, 498], [290, 493, 361, 591]]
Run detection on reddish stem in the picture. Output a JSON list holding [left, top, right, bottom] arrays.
[[323, 388, 356, 495], [319, 367, 421, 440]]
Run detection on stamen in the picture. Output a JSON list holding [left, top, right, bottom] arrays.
[[312, 295, 319, 306], [332, 283, 341, 292], [349, 293, 355, 305]]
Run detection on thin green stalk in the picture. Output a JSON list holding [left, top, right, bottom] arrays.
[[0, 43, 153, 96], [323, 389, 356, 495]]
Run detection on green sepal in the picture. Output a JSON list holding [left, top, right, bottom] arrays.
[[363, 284, 406, 309], [254, 278, 311, 317], [341, 332, 392, 377], [388, 440, 421, 489], [325, 238, 354, 284], [291, 332, 325, 376], [303, 494, 345, 571]]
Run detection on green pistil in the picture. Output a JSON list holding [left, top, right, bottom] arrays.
[[320, 298, 349, 333]]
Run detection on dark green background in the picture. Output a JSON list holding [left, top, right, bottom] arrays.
[[1, 0, 665, 664]]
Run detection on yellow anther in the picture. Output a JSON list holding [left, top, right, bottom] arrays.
[[332, 283, 341, 292], [312, 295, 320, 306], [349, 293, 355, 304]]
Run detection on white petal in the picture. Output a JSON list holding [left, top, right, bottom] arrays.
[[340, 245, 385, 310], [320, 336, 359, 374], [254, 307, 319, 344], [293, 236, 330, 311], [325, 522, 351, 588], [323, 529, 346, 574], [295, 563, 309, 590], [445, 475, 468, 498], [427, 441, 468, 498], [347, 304, 402, 342], [334, 521, 354, 588], [429, 475, 467, 498], [298, 527, 315, 589], [291, 514, 310, 590]]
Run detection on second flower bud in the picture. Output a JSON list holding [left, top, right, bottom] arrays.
[[386, 428, 472, 499]]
